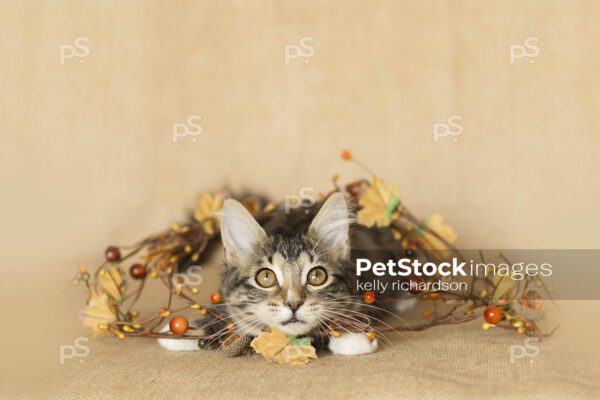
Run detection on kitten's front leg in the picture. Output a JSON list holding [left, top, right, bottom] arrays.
[[328, 332, 378, 355]]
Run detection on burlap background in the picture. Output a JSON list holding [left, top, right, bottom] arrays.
[[1, 0, 599, 398]]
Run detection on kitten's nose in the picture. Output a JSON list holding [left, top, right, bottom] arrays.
[[286, 301, 304, 313]]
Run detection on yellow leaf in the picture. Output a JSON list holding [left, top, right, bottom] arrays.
[[421, 213, 457, 259], [250, 327, 317, 365], [194, 193, 224, 222], [98, 267, 124, 302], [357, 176, 400, 228], [79, 288, 116, 337]]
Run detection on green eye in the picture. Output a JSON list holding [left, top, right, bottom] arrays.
[[256, 268, 277, 288], [307, 267, 327, 286]]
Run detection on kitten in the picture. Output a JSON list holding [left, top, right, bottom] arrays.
[[159, 193, 405, 355]]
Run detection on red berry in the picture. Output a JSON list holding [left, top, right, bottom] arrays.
[[364, 292, 376, 304], [408, 277, 423, 294], [105, 246, 121, 262], [484, 306, 503, 324], [211, 292, 221, 303], [129, 264, 146, 279], [169, 316, 189, 335]]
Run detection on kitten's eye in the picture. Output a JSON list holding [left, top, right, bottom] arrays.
[[256, 268, 277, 288], [307, 267, 328, 286]]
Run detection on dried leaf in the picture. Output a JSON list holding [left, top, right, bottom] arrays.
[[79, 288, 116, 337], [251, 327, 317, 365], [194, 193, 224, 222], [98, 267, 124, 302], [357, 176, 401, 228], [421, 213, 457, 258]]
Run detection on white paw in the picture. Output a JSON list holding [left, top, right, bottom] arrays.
[[394, 298, 417, 313], [156, 324, 201, 352], [328, 332, 378, 356]]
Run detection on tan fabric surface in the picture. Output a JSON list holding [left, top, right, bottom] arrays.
[[9, 303, 600, 400]]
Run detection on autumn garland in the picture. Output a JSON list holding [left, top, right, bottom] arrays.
[[70, 151, 555, 365]]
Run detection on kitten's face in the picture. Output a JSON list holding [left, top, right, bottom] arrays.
[[219, 193, 355, 336]]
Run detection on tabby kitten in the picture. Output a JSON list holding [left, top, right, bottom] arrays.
[[159, 193, 378, 355]]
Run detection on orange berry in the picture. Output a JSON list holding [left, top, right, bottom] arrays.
[[211, 292, 221, 303], [169, 316, 189, 335], [428, 292, 440, 300], [341, 150, 352, 160], [363, 292, 376, 304], [484, 306, 503, 324]]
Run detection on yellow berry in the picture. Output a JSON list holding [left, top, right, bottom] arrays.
[[191, 287, 199, 295], [122, 325, 133, 332], [150, 271, 157, 279], [482, 322, 493, 330], [364, 332, 376, 342], [130, 310, 139, 318], [190, 304, 201, 310], [160, 310, 171, 317], [329, 330, 341, 338]]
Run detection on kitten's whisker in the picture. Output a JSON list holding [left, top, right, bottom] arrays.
[[321, 310, 392, 344], [319, 316, 354, 336], [323, 300, 416, 329], [323, 306, 418, 344]]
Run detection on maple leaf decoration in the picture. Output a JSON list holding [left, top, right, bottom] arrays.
[[194, 193, 224, 222], [420, 213, 457, 259], [250, 327, 317, 365], [98, 267, 124, 303], [79, 288, 116, 337], [357, 175, 401, 228], [193, 193, 224, 235]]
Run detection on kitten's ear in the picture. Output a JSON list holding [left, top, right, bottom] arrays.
[[308, 192, 352, 260], [220, 199, 266, 264]]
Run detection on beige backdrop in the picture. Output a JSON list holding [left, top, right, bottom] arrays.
[[1, 1, 599, 398]]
